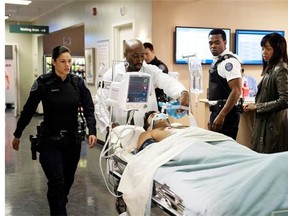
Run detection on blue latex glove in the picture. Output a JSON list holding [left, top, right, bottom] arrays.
[[159, 101, 188, 119]]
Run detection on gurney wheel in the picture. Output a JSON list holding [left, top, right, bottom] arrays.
[[113, 180, 127, 214], [116, 196, 127, 214]]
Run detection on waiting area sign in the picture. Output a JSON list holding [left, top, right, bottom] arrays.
[[10, 24, 49, 34]]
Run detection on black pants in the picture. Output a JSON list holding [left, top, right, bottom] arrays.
[[39, 135, 81, 216], [209, 107, 240, 140]]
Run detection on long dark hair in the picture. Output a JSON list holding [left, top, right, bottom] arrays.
[[260, 33, 288, 71], [51, 45, 71, 72]]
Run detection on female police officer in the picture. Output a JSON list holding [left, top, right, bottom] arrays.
[[12, 45, 97, 215]]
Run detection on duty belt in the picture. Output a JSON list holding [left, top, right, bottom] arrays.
[[43, 129, 76, 137], [59, 130, 74, 137], [209, 99, 243, 113]]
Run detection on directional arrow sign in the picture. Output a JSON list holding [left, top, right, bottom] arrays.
[[10, 24, 49, 34]]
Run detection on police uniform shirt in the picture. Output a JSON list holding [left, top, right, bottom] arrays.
[[13, 72, 96, 138], [146, 57, 169, 106], [214, 50, 242, 82]]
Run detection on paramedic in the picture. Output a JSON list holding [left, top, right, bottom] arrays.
[[12, 45, 97, 215], [243, 33, 288, 153], [144, 42, 169, 111], [95, 39, 189, 134], [208, 28, 242, 140]]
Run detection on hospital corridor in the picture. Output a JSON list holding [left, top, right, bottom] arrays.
[[5, 109, 166, 216]]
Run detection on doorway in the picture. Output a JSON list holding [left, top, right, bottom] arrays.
[[112, 19, 134, 61], [5, 44, 19, 117]]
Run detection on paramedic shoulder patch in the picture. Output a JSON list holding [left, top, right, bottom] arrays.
[[31, 80, 38, 91], [225, 62, 233, 72]]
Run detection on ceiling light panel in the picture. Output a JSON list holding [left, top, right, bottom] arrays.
[[5, 0, 32, 6]]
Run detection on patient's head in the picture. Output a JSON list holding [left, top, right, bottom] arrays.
[[143, 111, 156, 130], [143, 110, 170, 130]]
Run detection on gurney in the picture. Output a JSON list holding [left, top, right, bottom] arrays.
[[102, 125, 288, 216], [103, 124, 185, 215]]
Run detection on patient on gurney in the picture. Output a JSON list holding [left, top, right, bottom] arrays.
[[137, 111, 188, 152]]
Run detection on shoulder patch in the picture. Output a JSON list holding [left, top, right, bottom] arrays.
[[225, 62, 233, 72], [158, 64, 166, 71], [31, 80, 38, 91]]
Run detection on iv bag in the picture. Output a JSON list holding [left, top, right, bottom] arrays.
[[188, 56, 203, 93]]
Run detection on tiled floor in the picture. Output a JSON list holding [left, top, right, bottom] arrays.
[[5, 109, 167, 216]]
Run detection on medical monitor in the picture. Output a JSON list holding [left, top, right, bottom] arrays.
[[235, 29, 285, 65], [107, 72, 151, 111], [175, 26, 231, 64]]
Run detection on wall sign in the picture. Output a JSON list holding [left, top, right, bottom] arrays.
[[9, 24, 49, 34]]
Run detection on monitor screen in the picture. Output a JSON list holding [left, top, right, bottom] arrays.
[[235, 29, 285, 65], [175, 26, 231, 64], [107, 72, 151, 111], [127, 76, 150, 103]]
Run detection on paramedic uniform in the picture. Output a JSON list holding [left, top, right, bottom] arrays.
[[95, 61, 187, 133], [13, 72, 96, 215], [208, 50, 242, 139]]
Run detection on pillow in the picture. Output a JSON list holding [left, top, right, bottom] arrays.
[[111, 125, 145, 151]]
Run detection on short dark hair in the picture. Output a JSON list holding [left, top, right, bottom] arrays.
[[209, 29, 226, 41], [143, 110, 157, 131], [143, 42, 154, 51]]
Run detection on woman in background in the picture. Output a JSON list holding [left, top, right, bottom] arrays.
[[243, 33, 288, 153]]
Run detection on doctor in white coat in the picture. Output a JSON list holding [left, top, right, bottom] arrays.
[[95, 39, 189, 134]]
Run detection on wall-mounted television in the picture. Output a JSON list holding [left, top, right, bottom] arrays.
[[235, 29, 285, 65], [175, 26, 231, 64]]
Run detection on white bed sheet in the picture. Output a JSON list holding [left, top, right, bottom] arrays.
[[116, 126, 288, 216]]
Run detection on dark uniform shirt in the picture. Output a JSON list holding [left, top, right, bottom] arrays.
[[13, 71, 96, 138], [149, 57, 169, 110]]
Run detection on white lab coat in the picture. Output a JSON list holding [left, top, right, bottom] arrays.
[[95, 61, 187, 133]]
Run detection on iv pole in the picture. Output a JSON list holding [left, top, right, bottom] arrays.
[[182, 54, 203, 108]]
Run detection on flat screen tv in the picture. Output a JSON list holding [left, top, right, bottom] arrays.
[[175, 26, 231, 64], [235, 29, 285, 65]]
